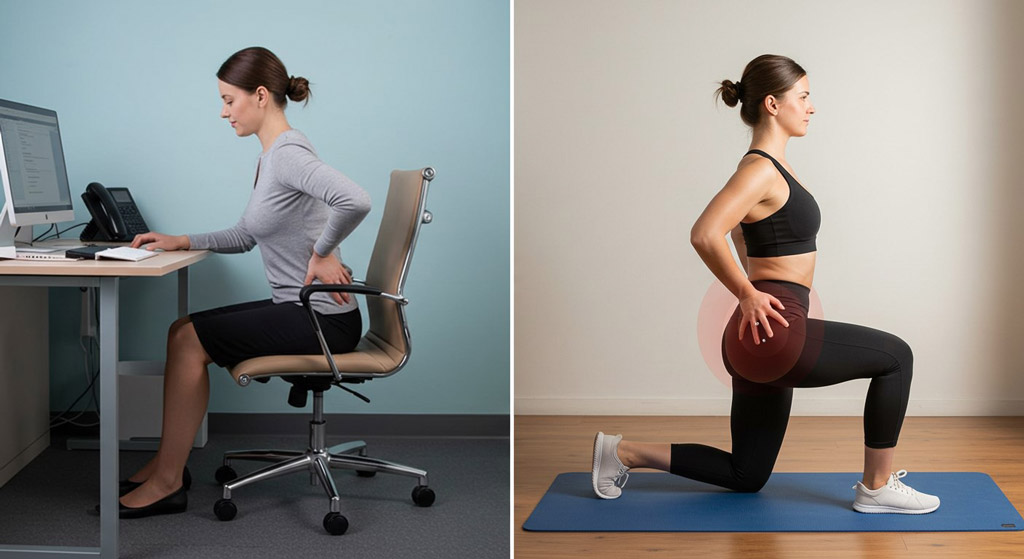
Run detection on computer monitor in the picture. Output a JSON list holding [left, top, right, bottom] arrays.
[[0, 98, 75, 256]]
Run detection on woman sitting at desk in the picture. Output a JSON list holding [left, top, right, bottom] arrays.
[[115, 46, 371, 518]]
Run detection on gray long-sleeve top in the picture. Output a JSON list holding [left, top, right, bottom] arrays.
[[188, 130, 371, 315]]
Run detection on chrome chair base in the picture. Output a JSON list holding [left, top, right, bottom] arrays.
[[213, 390, 433, 533]]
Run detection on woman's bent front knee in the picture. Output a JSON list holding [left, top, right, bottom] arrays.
[[879, 332, 913, 378], [168, 321, 212, 364], [893, 339, 913, 381], [167, 316, 193, 338], [169, 320, 197, 347]]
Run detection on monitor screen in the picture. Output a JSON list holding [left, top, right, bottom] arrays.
[[0, 98, 73, 219]]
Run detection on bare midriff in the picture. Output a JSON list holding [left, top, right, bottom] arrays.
[[747, 252, 816, 289]]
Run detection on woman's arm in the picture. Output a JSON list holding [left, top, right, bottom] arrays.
[[690, 163, 769, 300], [691, 161, 789, 343], [730, 224, 748, 274], [276, 144, 371, 257], [185, 221, 256, 253], [274, 143, 371, 305], [131, 220, 256, 253]]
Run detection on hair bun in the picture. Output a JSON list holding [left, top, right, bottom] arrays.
[[286, 75, 311, 104], [718, 79, 742, 108]]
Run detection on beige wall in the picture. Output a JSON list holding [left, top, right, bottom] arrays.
[[515, 0, 1024, 415]]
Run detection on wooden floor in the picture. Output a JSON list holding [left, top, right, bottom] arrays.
[[514, 416, 1024, 558]]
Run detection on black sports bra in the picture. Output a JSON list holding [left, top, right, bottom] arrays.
[[739, 149, 820, 257]]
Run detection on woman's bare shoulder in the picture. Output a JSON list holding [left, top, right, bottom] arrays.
[[735, 153, 776, 175], [722, 155, 777, 198]]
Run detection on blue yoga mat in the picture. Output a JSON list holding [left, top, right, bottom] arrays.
[[523, 472, 1023, 532]]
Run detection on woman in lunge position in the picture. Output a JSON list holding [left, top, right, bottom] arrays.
[[592, 54, 938, 514]]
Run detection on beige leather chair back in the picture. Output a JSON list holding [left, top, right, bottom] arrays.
[[361, 168, 434, 367]]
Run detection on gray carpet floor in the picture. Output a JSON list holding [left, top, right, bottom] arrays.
[[0, 431, 510, 558]]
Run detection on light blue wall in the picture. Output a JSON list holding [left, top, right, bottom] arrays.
[[0, 0, 510, 414]]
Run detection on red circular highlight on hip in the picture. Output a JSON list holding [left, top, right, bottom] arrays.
[[696, 280, 824, 387]]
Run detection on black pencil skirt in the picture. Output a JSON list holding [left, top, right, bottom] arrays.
[[190, 299, 362, 369]]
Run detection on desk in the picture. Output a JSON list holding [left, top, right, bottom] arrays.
[[0, 250, 208, 559]]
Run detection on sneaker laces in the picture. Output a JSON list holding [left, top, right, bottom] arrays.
[[888, 469, 915, 495], [613, 466, 630, 489], [852, 469, 915, 494]]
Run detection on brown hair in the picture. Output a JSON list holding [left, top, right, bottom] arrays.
[[715, 54, 806, 127], [217, 47, 310, 107]]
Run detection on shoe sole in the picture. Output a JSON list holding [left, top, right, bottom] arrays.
[[591, 432, 619, 500], [853, 502, 940, 514], [119, 504, 188, 519]]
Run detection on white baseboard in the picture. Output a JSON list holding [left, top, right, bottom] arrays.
[[514, 397, 1024, 416]]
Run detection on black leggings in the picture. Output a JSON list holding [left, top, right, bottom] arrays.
[[669, 280, 913, 493]]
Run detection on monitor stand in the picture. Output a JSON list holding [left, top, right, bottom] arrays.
[[0, 204, 16, 259], [0, 204, 34, 258]]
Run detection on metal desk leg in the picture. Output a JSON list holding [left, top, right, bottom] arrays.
[[99, 277, 119, 558], [178, 266, 189, 318]]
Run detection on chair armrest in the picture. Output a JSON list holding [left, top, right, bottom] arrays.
[[299, 283, 407, 306], [297, 283, 407, 384]]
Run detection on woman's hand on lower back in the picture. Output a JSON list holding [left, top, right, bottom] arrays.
[[303, 251, 353, 305]]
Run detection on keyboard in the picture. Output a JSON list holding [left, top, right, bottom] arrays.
[[95, 246, 159, 262]]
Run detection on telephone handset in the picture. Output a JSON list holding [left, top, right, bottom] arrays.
[[80, 182, 150, 242]]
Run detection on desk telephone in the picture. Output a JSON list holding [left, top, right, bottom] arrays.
[[80, 182, 150, 242]]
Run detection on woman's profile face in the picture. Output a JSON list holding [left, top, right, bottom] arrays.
[[218, 80, 261, 137], [773, 76, 815, 137]]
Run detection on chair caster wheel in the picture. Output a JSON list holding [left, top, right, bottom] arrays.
[[357, 469, 377, 478], [214, 499, 237, 521], [215, 465, 238, 484], [412, 485, 435, 507], [323, 512, 349, 535]]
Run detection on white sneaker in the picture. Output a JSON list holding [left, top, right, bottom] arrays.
[[592, 432, 630, 499], [852, 470, 940, 514]]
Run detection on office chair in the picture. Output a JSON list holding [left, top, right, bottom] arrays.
[[212, 167, 436, 535]]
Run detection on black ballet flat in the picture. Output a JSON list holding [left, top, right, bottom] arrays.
[[119, 465, 191, 496], [96, 485, 188, 519]]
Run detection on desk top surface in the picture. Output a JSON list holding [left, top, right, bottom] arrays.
[[0, 249, 209, 277]]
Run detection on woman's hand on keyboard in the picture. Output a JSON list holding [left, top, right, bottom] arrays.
[[130, 232, 190, 251]]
